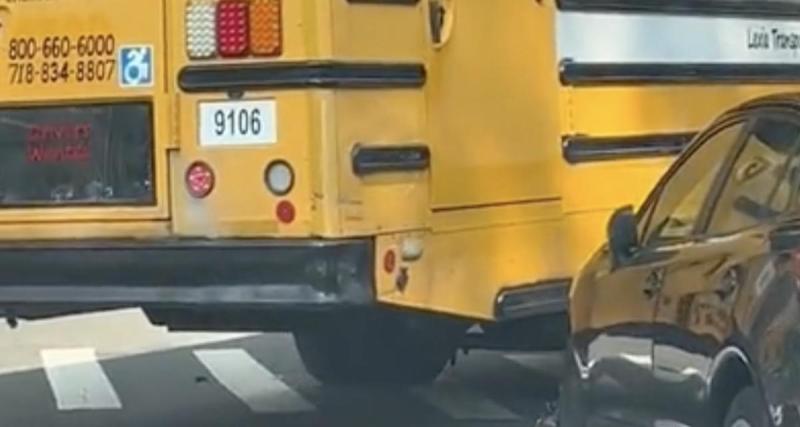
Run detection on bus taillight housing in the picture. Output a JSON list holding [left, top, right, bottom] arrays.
[[217, 0, 250, 57], [185, 161, 216, 199], [185, 0, 282, 60]]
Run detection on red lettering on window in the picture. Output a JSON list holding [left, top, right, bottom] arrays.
[[25, 123, 91, 164]]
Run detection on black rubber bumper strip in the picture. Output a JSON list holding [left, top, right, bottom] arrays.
[[557, 0, 800, 18], [179, 61, 427, 93], [561, 62, 800, 86], [495, 279, 571, 321], [563, 132, 696, 164], [352, 144, 430, 176]]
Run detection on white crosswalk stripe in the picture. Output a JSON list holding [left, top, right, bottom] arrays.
[[33, 343, 536, 420], [194, 348, 315, 414], [4, 311, 553, 423], [40, 348, 122, 411], [412, 377, 521, 421]]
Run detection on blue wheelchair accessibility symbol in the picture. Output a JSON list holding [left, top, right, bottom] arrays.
[[119, 46, 154, 88]]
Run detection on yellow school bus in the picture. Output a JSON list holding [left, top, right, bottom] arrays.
[[1, 0, 799, 384]]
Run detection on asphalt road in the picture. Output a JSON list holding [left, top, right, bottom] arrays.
[[0, 309, 561, 427]]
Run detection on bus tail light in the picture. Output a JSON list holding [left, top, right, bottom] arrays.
[[186, 1, 217, 59], [186, 161, 216, 199], [250, 0, 282, 56], [185, 0, 283, 60], [216, 0, 250, 57], [383, 250, 397, 274]]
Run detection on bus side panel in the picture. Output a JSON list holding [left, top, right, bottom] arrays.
[[559, 85, 800, 281], [426, 0, 563, 209], [561, 85, 800, 215], [333, 90, 430, 236], [374, 201, 568, 320], [170, 91, 315, 238], [320, 0, 430, 236], [372, 0, 568, 320], [329, 0, 426, 61]]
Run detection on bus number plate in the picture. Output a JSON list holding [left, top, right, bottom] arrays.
[[199, 100, 277, 147]]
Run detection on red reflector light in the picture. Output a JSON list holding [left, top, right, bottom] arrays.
[[216, 0, 250, 57], [276, 200, 296, 224], [185, 161, 215, 199], [383, 250, 397, 274]]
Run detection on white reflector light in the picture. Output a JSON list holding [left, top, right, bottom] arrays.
[[265, 161, 294, 196], [186, 1, 217, 59]]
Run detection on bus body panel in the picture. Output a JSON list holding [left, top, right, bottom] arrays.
[[375, 202, 569, 321], [561, 85, 799, 214], [4, 0, 800, 329], [328, 0, 426, 61], [170, 90, 316, 238], [426, 0, 563, 210], [0, 0, 170, 223], [371, 0, 800, 321], [333, 89, 430, 236]]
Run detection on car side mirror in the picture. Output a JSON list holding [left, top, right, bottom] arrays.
[[608, 205, 639, 269]]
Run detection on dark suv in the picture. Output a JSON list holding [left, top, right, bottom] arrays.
[[557, 94, 800, 427]]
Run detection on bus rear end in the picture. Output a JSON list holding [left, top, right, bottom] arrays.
[[0, 0, 402, 318], [0, 0, 448, 385]]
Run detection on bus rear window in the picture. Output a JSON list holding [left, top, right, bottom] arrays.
[[0, 103, 155, 207]]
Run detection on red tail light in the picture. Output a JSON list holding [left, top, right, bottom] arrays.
[[216, 0, 250, 57], [383, 250, 397, 274], [186, 161, 216, 199]]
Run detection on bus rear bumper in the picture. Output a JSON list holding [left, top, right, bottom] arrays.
[[0, 238, 374, 319]]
